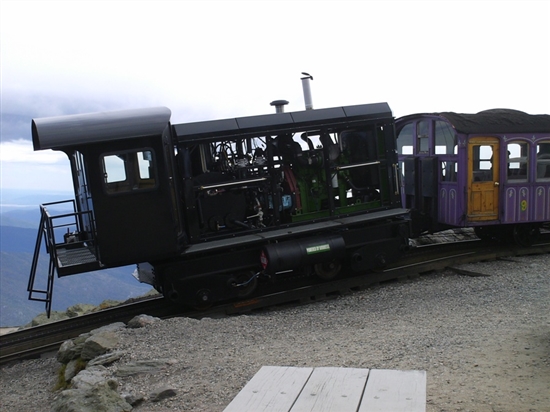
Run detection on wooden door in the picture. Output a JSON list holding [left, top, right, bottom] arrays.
[[467, 137, 499, 221]]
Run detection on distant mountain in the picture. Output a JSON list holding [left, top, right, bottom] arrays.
[[1, 225, 38, 252], [1, 188, 73, 210], [0, 208, 40, 228]]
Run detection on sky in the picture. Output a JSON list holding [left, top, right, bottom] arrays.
[[1, 0, 549, 197]]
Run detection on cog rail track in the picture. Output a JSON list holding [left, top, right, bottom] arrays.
[[2, 235, 549, 365]]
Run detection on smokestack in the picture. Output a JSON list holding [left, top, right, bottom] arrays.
[[301, 72, 313, 110], [270, 100, 289, 113]]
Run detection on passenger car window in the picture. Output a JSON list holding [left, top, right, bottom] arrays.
[[416, 120, 429, 154], [536, 141, 550, 181], [435, 121, 456, 155], [507, 142, 528, 182], [397, 123, 414, 155], [472, 145, 494, 182]]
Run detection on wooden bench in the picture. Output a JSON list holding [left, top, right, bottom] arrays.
[[223, 366, 426, 412]]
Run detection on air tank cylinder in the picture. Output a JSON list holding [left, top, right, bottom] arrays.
[[261, 235, 345, 274]]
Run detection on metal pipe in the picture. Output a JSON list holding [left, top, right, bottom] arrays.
[[270, 100, 289, 113], [301, 72, 313, 110], [334, 161, 381, 171]]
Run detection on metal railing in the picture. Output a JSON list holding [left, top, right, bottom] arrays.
[[27, 200, 98, 317]]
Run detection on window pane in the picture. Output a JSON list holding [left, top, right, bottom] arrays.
[[435, 120, 456, 155], [537, 141, 550, 181], [417, 120, 429, 153], [441, 161, 457, 182], [102, 149, 156, 194], [397, 123, 413, 155], [104, 155, 126, 183], [472, 145, 494, 182], [507, 142, 528, 182], [138, 150, 153, 179]]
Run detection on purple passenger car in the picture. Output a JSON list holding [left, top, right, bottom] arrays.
[[396, 109, 550, 245]]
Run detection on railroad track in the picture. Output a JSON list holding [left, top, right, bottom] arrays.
[[2, 234, 549, 365]]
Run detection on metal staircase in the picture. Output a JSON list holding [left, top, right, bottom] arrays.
[[28, 200, 101, 317]]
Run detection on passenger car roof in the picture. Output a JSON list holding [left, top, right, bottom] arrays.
[[397, 109, 550, 134]]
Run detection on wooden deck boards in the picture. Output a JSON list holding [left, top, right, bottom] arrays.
[[223, 366, 426, 412]]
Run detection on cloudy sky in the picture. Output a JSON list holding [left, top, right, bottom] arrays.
[[1, 0, 549, 196]]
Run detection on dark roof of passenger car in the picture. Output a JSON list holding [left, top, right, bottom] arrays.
[[397, 109, 550, 134]]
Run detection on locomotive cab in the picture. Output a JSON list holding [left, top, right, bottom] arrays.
[[30, 107, 183, 270]]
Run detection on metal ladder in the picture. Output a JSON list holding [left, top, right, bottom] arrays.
[[27, 200, 100, 317]]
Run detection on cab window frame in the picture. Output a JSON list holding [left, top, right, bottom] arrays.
[[101, 148, 158, 195]]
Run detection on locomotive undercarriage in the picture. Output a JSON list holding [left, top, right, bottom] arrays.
[[145, 215, 409, 308]]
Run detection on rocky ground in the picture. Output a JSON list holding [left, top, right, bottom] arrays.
[[1, 252, 549, 412]]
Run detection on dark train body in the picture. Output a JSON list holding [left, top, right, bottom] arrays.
[[396, 110, 550, 245], [27, 93, 550, 314], [28, 102, 410, 313]]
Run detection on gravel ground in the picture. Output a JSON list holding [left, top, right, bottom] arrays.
[[1, 253, 549, 412]]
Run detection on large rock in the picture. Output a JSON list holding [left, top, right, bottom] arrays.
[[51, 379, 132, 412], [71, 366, 109, 391], [26, 311, 69, 327], [127, 314, 160, 328], [89, 322, 126, 335], [87, 351, 124, 367], [66, 303, 97, 318], [57, 335, 88, 364], [81, 331, 119, 360]]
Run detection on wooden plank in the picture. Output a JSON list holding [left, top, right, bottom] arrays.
[[290, 367, 369, 412], [358, 369, 426, 412], [223, 366, 313, 412]]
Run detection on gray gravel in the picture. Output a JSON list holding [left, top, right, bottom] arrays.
[[1, 253, 549, 412]]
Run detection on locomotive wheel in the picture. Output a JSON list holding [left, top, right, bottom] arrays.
[[511, 224, 540, 247], [232, 271, 258, 298], [193, 289, 214, 310], [314, 260, 342, 280]]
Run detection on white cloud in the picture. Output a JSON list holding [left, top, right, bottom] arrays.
[[0, 140, 66, 164], [0, 140, 72, 191], [1, 0, 549, 193]]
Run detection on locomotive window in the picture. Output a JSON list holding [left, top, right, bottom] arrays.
[[103, 155, 126, 183], [435, 121, 456, 155], [102, 149, 157, 194], [507, 142, 528, 182], [536, 141, 550, 181]]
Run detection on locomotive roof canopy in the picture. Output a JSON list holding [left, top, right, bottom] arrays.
[[32, 106, 172, 151], [397, 109, 550, 135], [173, 102, 393, 142]]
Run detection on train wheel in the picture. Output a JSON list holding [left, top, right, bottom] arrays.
[[511, 224, 540, 247], [314, 260, 342, 280], [474, 226, 493, 241], [193, 289, 214, 310], [232, 271, 258, 298]]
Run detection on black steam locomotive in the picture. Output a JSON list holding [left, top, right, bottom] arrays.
[[28, 93, 410, 314]]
